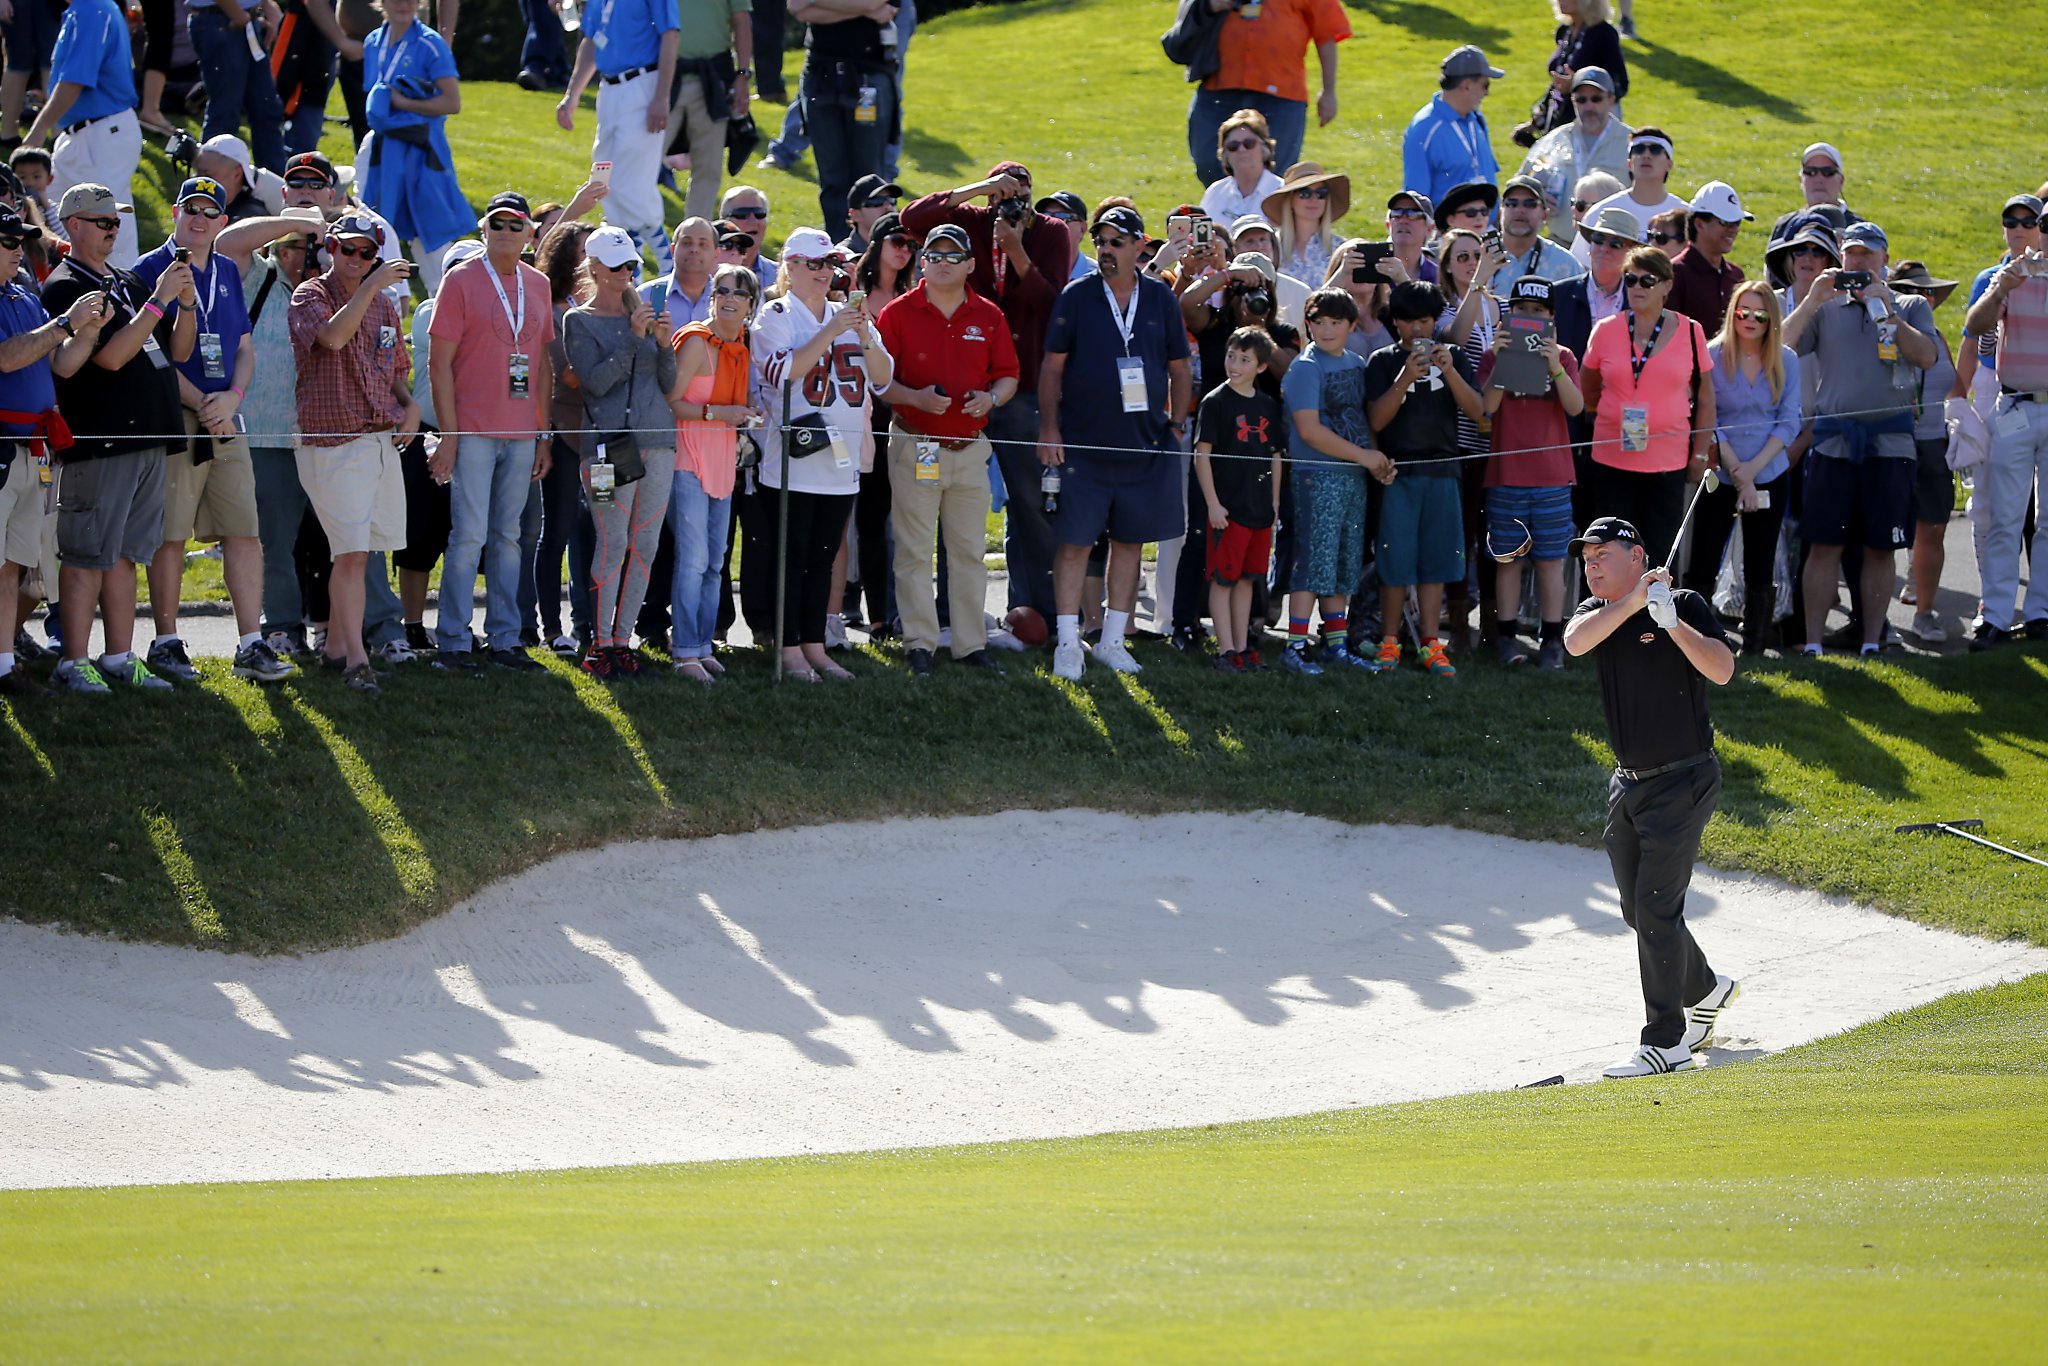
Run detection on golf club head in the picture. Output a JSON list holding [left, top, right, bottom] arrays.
[[1702, 468, 1722, 493]]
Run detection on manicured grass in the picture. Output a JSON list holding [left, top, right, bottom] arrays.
[[5, 974, 2044, 1361]]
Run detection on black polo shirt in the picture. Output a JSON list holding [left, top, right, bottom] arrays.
[[1572, 587, 1731, 771]]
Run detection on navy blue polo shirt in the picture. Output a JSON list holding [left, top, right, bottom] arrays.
[[134, 243, 251, 395], [1044, 272, 1190, 459]]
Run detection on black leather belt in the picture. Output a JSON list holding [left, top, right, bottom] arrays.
[[1614, 751, 1714, 782], [600, 64, 655, 86], [2001, 387, 2047, 403], [61, 112, 120, 135]]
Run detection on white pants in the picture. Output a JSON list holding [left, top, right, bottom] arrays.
[[50, 113, 143, 268], [1981, 395, 2048, 629], [594, 69, 667, 247]]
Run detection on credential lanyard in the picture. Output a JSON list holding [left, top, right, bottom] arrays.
[[377, 22, 423, 88], [486, 263, 527, 345], [1448, 112, 1483, 179], [1102, 277, 1140, 357], [1627, 310, 1665, 388]]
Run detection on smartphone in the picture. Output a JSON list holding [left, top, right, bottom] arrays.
[[1835, 269, 1872, 291], [1193, 220, 1212, 246], [173, 246, 191, 263], [590, 160, 613, 188], [847, 289, 867, 313], [1166, 214, 1193, 239], [1349, 241, 1394, 283]]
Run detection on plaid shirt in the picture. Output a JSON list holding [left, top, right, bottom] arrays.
[[289, 273, 410, 447]]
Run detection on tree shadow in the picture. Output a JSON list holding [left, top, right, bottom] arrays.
[[1342, 0, 1514, 53], [900, 127, 975, 181], [1626, 39, 1806, 123]]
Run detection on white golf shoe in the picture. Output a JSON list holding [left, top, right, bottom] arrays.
[[1681, 975, 1742, 1051], [1602, 1042, 1700, 1079], [1052, 641, 1085, 681]]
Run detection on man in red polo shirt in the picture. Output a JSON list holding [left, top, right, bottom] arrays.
[[877, 223, 1021, 677]]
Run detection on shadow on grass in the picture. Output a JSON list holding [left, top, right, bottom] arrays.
[[1626, 40, 1806, 123], [900, 126, 976, 181], [1342, 0, 1513, 53]]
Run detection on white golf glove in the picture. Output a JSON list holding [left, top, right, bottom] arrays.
[[1646, 579, 1678, 629]]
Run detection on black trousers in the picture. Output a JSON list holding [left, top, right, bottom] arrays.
[[855, 451, 894, 627], [763, 487, 855, 646], [1604, 756, 1721, 1048], [1683, 469, 1790, 650], [1586, 463, 1687, 568]]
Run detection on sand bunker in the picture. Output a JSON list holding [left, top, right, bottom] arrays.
[[5, 811, 2044, 1190]]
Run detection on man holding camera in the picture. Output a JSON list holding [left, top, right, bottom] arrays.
[[1782, 221, 1937, 658], [23, 0, 143, 268], [902, 161, 1073, 622], [429, 191, 556, 671], [129, 175, 293, 684], [288, 214, 420, 694]]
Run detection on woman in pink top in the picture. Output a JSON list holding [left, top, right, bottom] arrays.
[[1580, 246, 1717, 561], [666, 263, 766, 682]]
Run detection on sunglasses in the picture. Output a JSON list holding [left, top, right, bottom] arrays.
[[712, 284, 753, 299], [724, 206, 769, 220], [485, 217, 528, 232], [1628, 143, 1667, 157], [860, 196, 898, 208], [1388, 208, 1429, 221], [179, 202, 223, 218], [1572, 92, 1608, 104], [1582, 232, 1629, 250], [1572, 200, 1596, 213], [882, 233, 915, 248], [598, 258, 639, 275], [1788, 244, 1828, 259], [285, 176, 329, 189], [1294, 187, 1330, 200], [1622, 272, 1666, 289], [73, 215, 120, 231], [1647, 231, 1676, 245], [1092, 234, 1134, 250], [1043, 210, 1078, 224], [1733, 307, 1770, 322], [332, 241, 379, 260], [1501, 196, 1541, 210], [788, 255, 837, 270], [1449, 204, 1489, 218], [0, 236, 22, 251], [2003, 215, 2041, 230], [1801, 164, 1842, 177], [921, 249, 969, 265], [1222, 137, 1263, 153]]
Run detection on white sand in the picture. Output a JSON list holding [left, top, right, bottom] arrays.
[[5, 811, 2043, 1191]]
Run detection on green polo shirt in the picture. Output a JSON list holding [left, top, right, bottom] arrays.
[[678, 0, 749, 61]]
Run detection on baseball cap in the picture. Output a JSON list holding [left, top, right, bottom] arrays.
[[866, 211, 903, 242], [176, 176, 228, 211], [1584, 205, 1648, 244], [284, 151, 338, 186], [848, 174, 903, 207], [482, 191, 533, 222], [1688, 180, 1754, 223], [1801, 142, 1844, 170], [1229, 213, 1276, 240], [1441, 44, 1505, 80], [1840, 221, 1888, 252], [1571, 66, 1616, 96], [781, 226, 844, 261], [584, 225, 639, 269], [923, 223, 971, 253], [442, 238, 486, 272], [2002, 193, 2045, 217], [0, 209, 43, 242], [714, 223, 756, 252], [1434, 180, 1498, 230], [1387, 189, 1434, 218], [199, 133, 255, 183], [987, 160, 1032, 188], [1501, 173, 1548, 203], [56, 183, 133, 220], [1093, 205, 1145, 239], [1229, 251, 1277, 285], [328, 212, 384, 243], [1569, 516, 1643, 558], [1508, 276, 1554, 306], [1036, 190, 1088, 220]]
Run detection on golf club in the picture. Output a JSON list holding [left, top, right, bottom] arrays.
[[1660, 468, 1722, 572], [1894, 818, 2048, 868]]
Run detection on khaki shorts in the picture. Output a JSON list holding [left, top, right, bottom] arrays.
[[296, 432, 406, 556], [162, 410, 259, 541], [0, 453, 45, 570], [57, 446, 167, 571]]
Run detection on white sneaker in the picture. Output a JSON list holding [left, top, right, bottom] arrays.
[[987, 627, 1027, 652], [1090, 637, 1143, 673], [373, 638, 420, 665], [1602, 1042, 1700, 1079], [1052, 641, 1084, 680], [1911, 611, 1946, 643], [549, 634, 579, 658], [1681, 975, 1742, 1051]]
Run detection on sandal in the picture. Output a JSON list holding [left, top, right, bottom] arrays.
[[783, 666, 822, 684], [816, 661, 855, 681], [672, 658, 715, 683], [702, 655, 727, 677]]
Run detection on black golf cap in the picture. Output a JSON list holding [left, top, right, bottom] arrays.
[[1569, 516, 1643, 558]]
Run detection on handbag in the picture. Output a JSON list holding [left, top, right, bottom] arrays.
[[785, 411, 832, 458]]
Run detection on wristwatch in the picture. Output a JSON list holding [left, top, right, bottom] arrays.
[[734, 67, 752, 79], [55, 317, 75, 336]]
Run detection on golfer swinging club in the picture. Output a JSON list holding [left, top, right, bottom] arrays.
[[1564, 515, 1743, 1078]]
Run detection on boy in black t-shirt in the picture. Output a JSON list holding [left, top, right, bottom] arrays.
[[1194, 328, 1284, 671]]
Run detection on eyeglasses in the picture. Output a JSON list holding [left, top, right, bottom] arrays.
[[1572, 92, 1608, 105], [1222, 137, 1263, 153], [1581, 232, 1628, 250], [1294, 187, 1330, 200], [1628, 143, 1667, 157], [1733, 308, 1769, 322], [598, 258, 639, 275], [1388, 208, 1428, 221], [485, 217, 527, 232], [0, 236, 22, 251], [921, 249, 970, 265], [2003, 215, 2041, 230], [882, 234, 915, 248], [788, 255, 836, 270], [860, 196, 898, 208], [1448, 250, 1480, 264], [178, 202, 223, 218], [1647, 231, 1676, 245], [1449, 204, 1488, 219], [73, 216, 121, 232], [1043, 210, 1078, 224], [1621, 272, 1666, 289], [1501, 196, 1542, 210], [712, 284, 753, 299], [724, 206, 769, 220], [1788, 244, 1828, 259], [332, 241, 379, 260], [1571, 199, 1596, 213], [1092, 234, 1133, 250], [285, 176, 329, 190], [1801, 164, 1842, 178]]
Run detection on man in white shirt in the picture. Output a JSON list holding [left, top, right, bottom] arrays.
[[1573, 126, 1686, 268]]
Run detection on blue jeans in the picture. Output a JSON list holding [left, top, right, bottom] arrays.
[[436, 435, 534, 653], [668, 469, 731, 658], [769, 0, 913, 180], [251, 446, 307, 632], [189, 9, 288, 173], [519, 0, 570, 84], [1187, 87, 1306, 188], [365, 552, 404, 647]]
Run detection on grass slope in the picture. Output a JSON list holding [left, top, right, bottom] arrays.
[[5, 975, 2045, 1361]]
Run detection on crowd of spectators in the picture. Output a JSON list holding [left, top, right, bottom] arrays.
[[1, 1, 2044, 702]]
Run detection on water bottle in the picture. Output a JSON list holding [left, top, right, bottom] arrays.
[[561, 0, 581, 33], [1040, 465, 1061, 515]]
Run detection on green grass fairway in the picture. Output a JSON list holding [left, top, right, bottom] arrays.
[[5, 976, 2044, 1361]]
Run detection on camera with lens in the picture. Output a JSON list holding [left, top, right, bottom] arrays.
[[995, 196, 1030, 226], [163, 129, 199, 170], [1225, 281, 1272, 317], [1835, 269, 1873, 291]]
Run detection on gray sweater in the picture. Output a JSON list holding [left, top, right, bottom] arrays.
[[563, 307, 679, 446]]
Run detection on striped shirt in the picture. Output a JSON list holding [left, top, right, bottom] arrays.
[[1993, 275, 2048, 392]]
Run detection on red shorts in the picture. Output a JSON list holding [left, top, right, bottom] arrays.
[[1206, 520, 1273, 585]]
